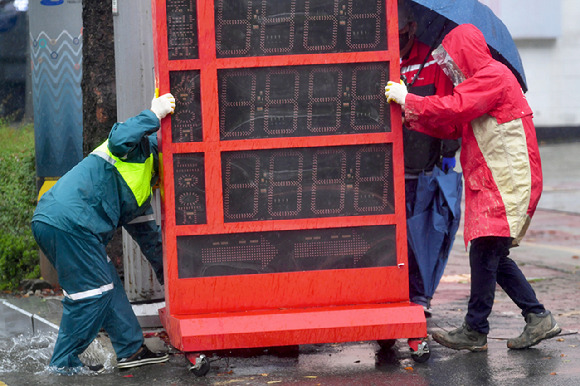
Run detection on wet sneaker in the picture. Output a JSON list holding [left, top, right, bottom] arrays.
[[86, 364, 105, 375], [507, 310, 561, 349], [51, 364, 105, 375], [432, 322, 488, 352], [117, 345, 169, 369]]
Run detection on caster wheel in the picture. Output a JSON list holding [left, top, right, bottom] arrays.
[[186, 353, 210, 377], [377, 339, 397, 350], [409, 340, 430, 363]]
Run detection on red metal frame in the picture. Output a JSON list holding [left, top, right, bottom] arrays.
[[153, 0, 425, 352]]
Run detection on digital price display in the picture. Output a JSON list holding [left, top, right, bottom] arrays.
[[222, 144, 394, 222], [154, 0, 424, 353], [215, 0, 387, 57], [219, 63, 390, 139], [160, 0, 401, 290]]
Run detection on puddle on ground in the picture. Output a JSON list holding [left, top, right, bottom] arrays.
[[0, 331, 116, 375], [0, 300, 116, 375], [0, 332, 55, 373]]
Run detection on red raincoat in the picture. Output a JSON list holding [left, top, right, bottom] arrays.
[[404, 24, 542, 247]]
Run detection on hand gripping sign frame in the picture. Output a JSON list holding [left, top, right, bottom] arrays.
[[152, 0, 428, 367]]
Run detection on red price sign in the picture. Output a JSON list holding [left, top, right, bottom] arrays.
[[152, 0, 424, 353]]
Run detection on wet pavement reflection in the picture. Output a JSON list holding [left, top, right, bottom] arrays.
[[1, 143, 579, 385]]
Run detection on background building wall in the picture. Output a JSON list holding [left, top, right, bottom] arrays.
[[482, 0, 580, 131]]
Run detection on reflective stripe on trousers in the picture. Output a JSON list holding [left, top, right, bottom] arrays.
[[62, 282, 114, 301]]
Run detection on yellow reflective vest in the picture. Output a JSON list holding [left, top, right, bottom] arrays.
[[92, 140, 154, 207]]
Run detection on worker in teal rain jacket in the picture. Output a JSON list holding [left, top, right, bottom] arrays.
[[31, 93, 175, 374]]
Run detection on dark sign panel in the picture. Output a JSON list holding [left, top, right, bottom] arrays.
[[170, 71, 203, 142], [214, 0, 387, 57], [222, 145, 394, 222], [219, 63, 390, 140], [177, 225, 396, 278], [173, 153, 207, 225], [167, 0, 199, 60]]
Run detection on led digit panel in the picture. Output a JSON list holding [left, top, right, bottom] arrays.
[[215, 0, 387, 58], [177, 225, 396, 278], [167, 0, 199, 60], [222, 144, 394, 222], [219, 62, 390, 140], [170, 71, 203, 142], [173, 153, 207, 225]]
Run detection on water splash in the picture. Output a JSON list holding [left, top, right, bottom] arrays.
[[0, 332, 116, 375], [79, 336, 116, 371], [0, 332, 55, 373]]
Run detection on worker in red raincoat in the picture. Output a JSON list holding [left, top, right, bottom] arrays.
[[385, 23, 561, 352], [398, 0, 460, 317]]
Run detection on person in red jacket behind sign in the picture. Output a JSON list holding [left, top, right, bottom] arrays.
[[397, 0, 460, 317], [385, 23, 561, 351]]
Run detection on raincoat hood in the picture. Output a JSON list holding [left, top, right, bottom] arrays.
[[433, 24, 494, 85]]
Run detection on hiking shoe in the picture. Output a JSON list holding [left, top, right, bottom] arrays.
[[432, 322, 488, 352], [507, 310, 561, 349], [117, 345, 169, 369]]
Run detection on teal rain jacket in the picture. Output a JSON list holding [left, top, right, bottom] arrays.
[[32, 110, 164, 285]]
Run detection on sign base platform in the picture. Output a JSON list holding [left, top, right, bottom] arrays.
[[160, 302, 426, 352]]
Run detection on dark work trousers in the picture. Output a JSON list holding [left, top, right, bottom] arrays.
[[405, 178, 427, 305], [466, 236, 546, 334]]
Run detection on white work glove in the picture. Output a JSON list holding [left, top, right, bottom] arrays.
[[150, 93, 176, 121], [384, 81, 408, 106]]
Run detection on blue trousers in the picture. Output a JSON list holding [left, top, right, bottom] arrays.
[[466, 236, 546, 334], [31, 221, 143, 369]]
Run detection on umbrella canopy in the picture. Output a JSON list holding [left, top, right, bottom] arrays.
[[407, 0, 528, 92], [407, 167, 462, 298]]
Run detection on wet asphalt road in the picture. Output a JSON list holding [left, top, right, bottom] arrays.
[[1, 142, 579, 385]]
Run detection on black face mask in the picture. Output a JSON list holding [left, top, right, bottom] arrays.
[[399, 31, 411, 53]]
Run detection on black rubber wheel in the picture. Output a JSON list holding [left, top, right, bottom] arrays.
[[188, 355, 210, 377], [410, 342, 431, 363], [377, 339, 397, 350]]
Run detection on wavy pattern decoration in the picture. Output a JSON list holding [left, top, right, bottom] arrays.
[[30, 29, 83, 177]]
